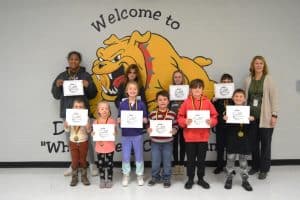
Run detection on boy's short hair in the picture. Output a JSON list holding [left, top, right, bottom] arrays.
[[232, 88, 246, 97], [156, 90, 169, 100], [220, 73, 233, 82], [189, 79, 204, 89], [73, 97, 85, 107]]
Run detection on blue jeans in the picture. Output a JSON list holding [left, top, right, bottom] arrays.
[[151, 141, 173, 181]]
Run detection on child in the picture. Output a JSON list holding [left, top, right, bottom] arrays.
[[93, 101, 117, 188], [117, 81, 148, 186], [212, 73, 234, 174], [177, 79, 218, 189], [170, 70, 186, 175], [64, 98, 91, 187], [223, 89, 254, 191], [147, 90, 178, 188]]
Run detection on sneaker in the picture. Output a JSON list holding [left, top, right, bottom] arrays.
[[248, 168, 258, 175], [242, 180, 253, 191], [258, 172, 267, 180], [90, 164, 99, 176], [213, 167, 223, 174], [64, 166, 72, 176], [184, 180, 194, 189], [148, 179, 157, 186], [163, 180, 171, 188], [224, 178, 232, 189], [197, 179, 210, 189], [137, 175, 144, 186], [122, 175, 130, 187], [99, 181, 106, 188], [105, 180, 113, 188]]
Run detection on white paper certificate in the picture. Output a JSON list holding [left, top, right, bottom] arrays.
[[63, 80, 84, 96], [66, 109, 88, 126], [214, 83, 234, 99], [169, 85, 189, 101], [226, 106, 250, 124], [149, 120, 172, 137], [187, 110, 210, 128], [120, 110, 143, 128], [92, 124, 115, 141]]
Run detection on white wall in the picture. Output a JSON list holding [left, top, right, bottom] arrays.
[[0, 0, 299, 162]]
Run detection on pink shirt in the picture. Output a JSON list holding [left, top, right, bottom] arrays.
[[94, 118, 116, 154]]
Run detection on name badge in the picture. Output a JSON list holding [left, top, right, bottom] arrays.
[[253, 99, 258, 107]]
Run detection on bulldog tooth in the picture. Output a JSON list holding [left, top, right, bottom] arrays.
[[96, 75, 101, 80], [108, 73, 113, 80], [101, 85, 108, 93], [113, 87, 118, 93]]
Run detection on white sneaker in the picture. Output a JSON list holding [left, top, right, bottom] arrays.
[[137, 175, 144, 186], [90, 164, 99, 176], [64, 166, 72, 176], [122, 175, 130, 187]]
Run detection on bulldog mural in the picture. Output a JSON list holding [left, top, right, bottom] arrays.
[[90, 31, 215, 116]]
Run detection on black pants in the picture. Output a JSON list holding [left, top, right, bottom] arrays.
[[97, 152, 114, 181], [185, 142, 208, 180], [173, 128, 186, 165], [215, 125, 227, 169], [251, 120, 273, 172]]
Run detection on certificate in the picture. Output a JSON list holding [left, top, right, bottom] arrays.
[[149, 120, 172, 137], [120, 110, 143, 128], [66, 109, 88, 126], [63, 80, 84, 96], [92, 124, 115, 141], [226, 106, 250, 124], [169, 85, 189, 101], [214, 83, 234, 99], [187, 110, 210, 128]]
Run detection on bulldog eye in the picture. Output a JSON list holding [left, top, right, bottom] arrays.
[[112, 54, 121, 63], [98, 57, 104, 62]]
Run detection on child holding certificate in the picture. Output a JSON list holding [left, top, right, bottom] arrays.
[[118, 81, 148, 186], [64, 98, 91, 187], [223, 89, 254, 191], [178, 79, 218, 189], [170, 70, 186, 175], [147, 90, 178, 188], [212, 73, 234, 174], [93, 101, 117, 188]]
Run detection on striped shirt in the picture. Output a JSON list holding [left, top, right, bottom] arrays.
[[149, 109, 178, 143]]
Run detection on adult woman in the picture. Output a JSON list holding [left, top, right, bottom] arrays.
[[245, 55, 279, 180]]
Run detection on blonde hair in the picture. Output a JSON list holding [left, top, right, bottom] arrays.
[[125, 80, 139, 96], [249, 55, 269, 77], [97, 101, 111, 118]]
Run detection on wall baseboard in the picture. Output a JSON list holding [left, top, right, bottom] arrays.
[[1, 159, 300, 168]]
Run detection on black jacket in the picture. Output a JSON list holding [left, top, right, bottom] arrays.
[[51, 67, 97, 118]]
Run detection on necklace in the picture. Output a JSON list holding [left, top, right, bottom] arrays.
[[156, 109, 169, 120], [191, 96, 202, 110], [73, 126, 80, 141]]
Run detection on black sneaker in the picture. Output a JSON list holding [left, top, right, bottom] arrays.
[[163, 180, 171, 188], [248, 168, 258, 175], [224, 178, 232, 189], [258, 172, 267, 180], [197, 179, 210, 189], [148, 179, 157, 186], [213, 167, 223, 174], [184, 180, 194, 189], [242, 180, 253, 191]]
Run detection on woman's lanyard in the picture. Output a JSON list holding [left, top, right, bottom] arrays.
[[156, 109, 169, 120], [191, 96, 202, 110], [73, 126, 81, 142], [128, 99, 138, 110]]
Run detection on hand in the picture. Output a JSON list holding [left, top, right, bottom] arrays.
[[143, 118, 148, 124], [117, 118, 121, 124], [206, 119, 211, 126], [271, 116, 277, 127], [249, 116, 255, 121], [83, 80, 89, 88], [186, 118, 192, 126], [147, 128, 152, 134], [56, 79, 64, 87], [63, 121, 69, 129], [212, 97, 217, 102], [223, 115, 228, 121], [171, 128, 177, 135], [91, 131, 95, 136]]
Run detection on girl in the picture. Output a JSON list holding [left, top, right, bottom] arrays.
[[118, 81, 148, 186], [223, 89, 254, 191], [212, 73, 234, 174], [64, 98, 91, 187], [93, 101, 117, 188], [178, 79, 218, 189], [170, 70, 186, 175], [115, 64, 147, 109]]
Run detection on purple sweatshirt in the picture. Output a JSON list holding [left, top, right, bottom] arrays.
[[118, 99, 148, 136]]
